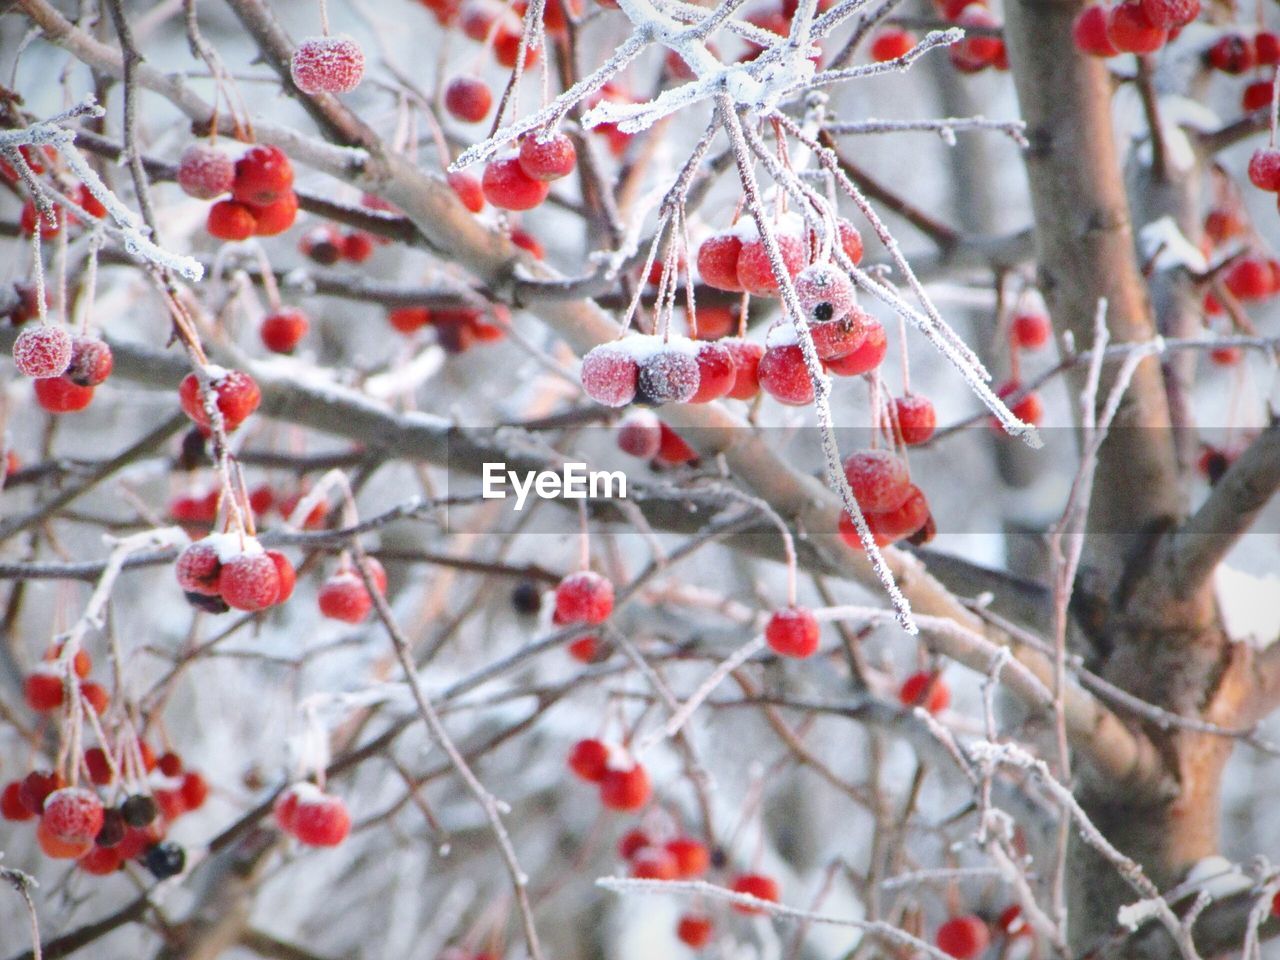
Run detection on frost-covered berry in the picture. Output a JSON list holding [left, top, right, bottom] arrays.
[[696, 232, 745, 292], [41, 787, 105, 844], [448, 171, 485, 212], [518, 132, 577, 181], [445, 75, 493, 123], [757, 344, 813, 406], [291, 36, 365, 95], [481, 156, 550, 211], [899, 670, 950, 713], [34, 376, 95, 413], [1140, 0, 1197, 29], [736, 234, 805, 297], [13, 325, 72, 378], [811, 306, 870, 361], [260, 308, 310, 354], [838, 219, 863, 265], [730, 873, 780, 914], [268, 550, 297, 603], [207, 200, 258, 241], [554, 571, 614, 624], [794, 263, 856, 324], [292, 791, 351, 846], [764, 606, 820, 658], [232, 145, 294, 207], [1106, 2, 1165, 55], [842, 449, 911, 513], [722, 338, 764, 399], [636, 346, 701, 406], [20, 199, 63, 238], [568, 738, 610, 782], [1248, 149, 1280, 193], [616, 410, 663, 458], [251, 191, 299, 237], [599, 763, 650, 811], [219, 552, 281, 611], [872, 484, 930, 542], [581, 344, 639, 407], [178, 369, 262, 432], [1072, 5, 1117, 57], [688, 341, 736, 403], [318, 573, 372, 622], [825, 318, 886, 376], [176, 539, 223, 595], [65, 337, 113, 387], [894, 394, 936, 445], [1011, 311, 1052, 349], [37, 817, 92, 859], [177, 143, 235, 199], [493, 23, 540, 68]]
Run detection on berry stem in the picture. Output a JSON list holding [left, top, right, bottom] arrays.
[[1270, 64, 1279, 149], [318, 0, 330, 36]]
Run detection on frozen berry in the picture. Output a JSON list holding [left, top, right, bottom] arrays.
[[758, 343, 814, 406], [260, 308, 310, 353], [65, 337, 113, 386], [180, 772, 209, 811], [13, 325, 72, 378], [233, 145, 294, 207], [81, 681, 109, 715], [824, 318, 886, 376], [178, 369, 261, 432], [636, 347, 701, 406], [177, 143, 235, 199], [19, 771, 64, 815], [445, 75, 493, 123], [936, 914, 990, 960], [870, 27, 915, 61], [837, 219, 864, 265], [482, 155, 550, 211], [568, 738, 610, 782], [811, 307, 870, 361], [34, 376, 94, 413], [518, 132, 577, 181], [37, 817, 92, 859], [722, 338, 764, 399], [267, 550, 297, 603], [218, 552, 281, 611], [894, 394, 936, 445], [998, 904, 1029, 938], [555, 571, 614, 624], [843, 449, 911, 512], [493, 24, 540, 68], [795, 263, 856, 324], [1140, 0, 1197, 28], [736, 234, 805, 297], [95, 807, 126, 845], [765, 606, 820, 658], [599, 763, 650, 811], [1106, 2, 1166, 55], [176, 540, 222, 595], [696, 232, 745, 292], [293, 792, 351, 846], [291, 36, 365, 95], [1248, 149, 1280, 193], [617, 410, 663, 458], [42, 787, 105, 844], [207, 200, 258, 241], [250, 190, 299, 236], [731, 873, 780, 914], [688, 341, 736, 402], [581, 344, 639, 407], [567, 635, 600, 661], [20, 199, 63, 238]]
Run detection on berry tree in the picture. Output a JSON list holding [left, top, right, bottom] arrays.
[[1, 0, 1279, 958]]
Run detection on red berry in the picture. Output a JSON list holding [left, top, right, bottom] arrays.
[[688, 341, 736, 402], [688, 302, 738, 340], [85, 748, 113, 785], [20, 199, 63, 238], [1, 782, 33, 821], [158, 752, 184, 777], [178, 369, 261, 432], [568, 738, 610, 782], [677, 914, 713, 948], [1258, 32, 1280, 67], [180, 772, 209, 811], [1242, 81, 1272, 114], [260, 308, 310, 353], [899, 670, 950, 712], [445, 75, 494, 123], [23, 670, 62, 711], [996, 379, 1044, 426], [1248, 149, 1280, 192], [618, 828, 650, 859], [518, 132, 577, 181], [493, 24, 540, 68], [998, 904, 1029, 937], [696, 233, 745, 292], [250, 191, 299, 236], [448, 171, 485, 212], [731, 873, 780, 914], [37, 817, 92, 859], [341, 231, 375, 262], [870, 28, 915, 61], [824, 318, 886, 376], [617, 410, 663, 458], [736, 233, 805, 297], [65, 337, 113, 386], [722, 338, 764, 399], [79, 844, 124, 875], [19, 771, 64, 815], [765, 606, 820, 658], [482, 155, 550, 210], [233, 145, 294, 207], [631, 846, 679, 880], [567, 635, 600, 661], [555, 571, 614, 624], [1206, 34, 1255, 74], [299, 225, 343, 264], [274, 784, 304, 832], [874, 484, 931, 542], [950, 6, 1003, 71], [176, 540, 223, 595], [218, 551, 281, 611], [795, 263, 856, 324], [1106, 2, 1166, 54], [207, 200, 258, 240], [1011, 311, 1051, 349], [1139, 0, 1197, 29], [8, 280, 47, 324], [291, 36, 365, 95], [655, 423, 699, 465], [758, 343, 814, 406], [666, 837, 710, 878], [81, 681, 109, 715], [1206, 207, 1246, 243], [389, 306, 432, 333], [33, 376, 94, 413], [838, 219, 863, 265], [811, 307, 870, 361], [13, 325, 72, 378], [177, 143, 234, 200], [843, 449, 911, 512], [319, 573, 373, 622], [1224, 256, 1273, 300], [267, 551, 297, 603], [599, 763, 650, 810], [581, 344, 639, 407], [936, 914, 990, 960], [42, 786, 105, 844], [1210, 345, 1241, 366], [895, 394, 936, 445], [637, 346, 701, 406], [292, 791, 351, 846]]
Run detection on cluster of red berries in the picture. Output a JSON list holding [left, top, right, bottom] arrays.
[[581, 334, 757, 408], [567, 738, 652, 810], [290, 36, 366, 96], [299, 224, 378, 266], [273, 782, 352, 847], [551, 570, 613, 661], [696, 216, 863, 298], [614, 411, 701, 470], [23, 643, 109, 716], [478, 132, 577, 212], [1072, 0, 1195, 57], [181, 144, 299, 242], [176, 534, 296, 614], [170, 483, 329, 534], [838, 449, 933, 549], [936, 0, 1008, 73], [317, 556, 388, 623], [12, 326, 115, 413], [178, 367, 262, 433], [616, 827, 717, 945], [387, 303, 507, 352]]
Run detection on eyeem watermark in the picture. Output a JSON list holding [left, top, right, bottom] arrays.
[[481, 462, 627, 511]]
